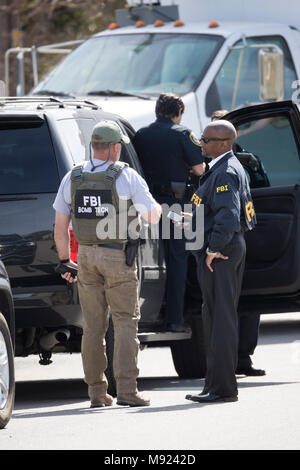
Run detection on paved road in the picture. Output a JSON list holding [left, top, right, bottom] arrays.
[[1, 313, 300, 450]]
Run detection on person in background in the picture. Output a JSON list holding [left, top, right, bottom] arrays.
[[133, 93, 205, 332]]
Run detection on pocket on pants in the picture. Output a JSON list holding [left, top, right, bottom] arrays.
[[103, 255, 138, 282]]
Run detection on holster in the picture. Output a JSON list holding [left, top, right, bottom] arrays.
[[125, 238, 140, 267], [170, 182, 186, 200], [149, 182, 186, 200]]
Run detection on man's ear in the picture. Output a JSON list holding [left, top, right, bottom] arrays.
[[114, 143, 122, 160], [222, 140, 231, 152]]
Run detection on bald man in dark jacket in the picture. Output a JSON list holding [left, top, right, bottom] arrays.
[[186, 121, 256, 403]]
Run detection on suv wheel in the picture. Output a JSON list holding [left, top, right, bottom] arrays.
[[0, 312, 15, 429], [170, 314, 206, 378]]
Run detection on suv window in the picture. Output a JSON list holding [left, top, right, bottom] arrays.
[[56, 118, 94, 164], [206, 36, 297, 116], [56, 118, 133, 166], [0, 121, 59, 194], [235, 114, 300, 188]]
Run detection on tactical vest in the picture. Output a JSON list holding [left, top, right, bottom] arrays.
[[70, 162, 137, 245]]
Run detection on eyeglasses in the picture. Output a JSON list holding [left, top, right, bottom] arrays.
[[200, 136, 229, 144]]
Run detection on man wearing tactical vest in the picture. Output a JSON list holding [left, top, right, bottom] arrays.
[[53, 120, 161, 408]]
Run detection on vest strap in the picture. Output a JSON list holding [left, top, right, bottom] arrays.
[[105, 162, 128, 186], [71, 164, 84, 180]]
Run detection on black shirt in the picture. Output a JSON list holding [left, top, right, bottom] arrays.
[[133, 117, 203, 185]]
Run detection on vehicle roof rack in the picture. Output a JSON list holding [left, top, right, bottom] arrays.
[[0, 96, 100, 110]]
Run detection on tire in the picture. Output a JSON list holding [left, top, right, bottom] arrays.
[[170, 314, 206, 378], [0, 312, 15, 429], [105, 315, 116, 397]]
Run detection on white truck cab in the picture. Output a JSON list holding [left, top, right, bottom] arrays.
[[11, 0, 300, 133]]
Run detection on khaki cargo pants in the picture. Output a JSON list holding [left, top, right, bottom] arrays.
[[77, 244, 140, 401]]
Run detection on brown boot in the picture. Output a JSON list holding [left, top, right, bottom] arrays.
[[90, 394, 113, 408], [117, 392, 150, 407]]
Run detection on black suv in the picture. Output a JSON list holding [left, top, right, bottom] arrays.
[[0, 97, 195, 396], [1, 98, 300, 395]]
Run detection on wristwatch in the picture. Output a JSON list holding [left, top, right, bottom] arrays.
[[206, 248, 218, 256], [59, 258, 70, 264]]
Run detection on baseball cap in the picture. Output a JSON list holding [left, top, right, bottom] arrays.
[[91, 120, 130, 144]]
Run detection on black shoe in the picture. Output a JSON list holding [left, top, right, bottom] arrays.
[[236, 366, 266, 376], [166, 323, 189, 333], [185, 392, 206, 401], [185, 390, 207, 400], [185, 392, 238, 403]]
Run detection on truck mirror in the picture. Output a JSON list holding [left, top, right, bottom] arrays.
[[258, 47, 284, 101]]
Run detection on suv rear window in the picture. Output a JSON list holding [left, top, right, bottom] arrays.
[[0, 121, 59, 194]]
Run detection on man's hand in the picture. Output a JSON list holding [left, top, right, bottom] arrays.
[[60, 260, 78, 283], [141, 204, 162, 224], [54, 211, 78, 283], [181, 211, 193, 220], [190, 162, 207, 176], [173, 211, 193, 228], [206, 252, 229, 272]]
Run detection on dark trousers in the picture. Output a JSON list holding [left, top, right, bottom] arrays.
[[163, 221, 188, 324], [237, 312, 261, 369], [156, 195, 189, 325], [197, 232, 246, 397]]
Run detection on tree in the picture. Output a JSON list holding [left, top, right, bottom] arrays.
[[0, 0, 18, 91], [0, 0, 125, 94]]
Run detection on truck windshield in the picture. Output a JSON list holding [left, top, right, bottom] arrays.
[[33, 33, 222, 97]]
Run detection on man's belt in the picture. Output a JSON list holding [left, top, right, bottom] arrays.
[[97, 242, 125, 251], [150, 182, 186, 199]]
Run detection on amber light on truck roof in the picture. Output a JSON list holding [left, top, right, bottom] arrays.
[[208, 21, 220, 28], [154, 20, 165, 27], [108, 22, 120, 30], [174, 20, 184, 27], [136, 21, 146, 28]]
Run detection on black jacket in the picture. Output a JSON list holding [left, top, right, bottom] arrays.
[[133, 117, 203, 185], [191, 151, 256, 252]]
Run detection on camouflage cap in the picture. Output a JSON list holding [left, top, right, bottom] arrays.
[[91, 120, 130, 144]]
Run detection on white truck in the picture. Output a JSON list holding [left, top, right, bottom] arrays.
[[20, 0, 300, 133]]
